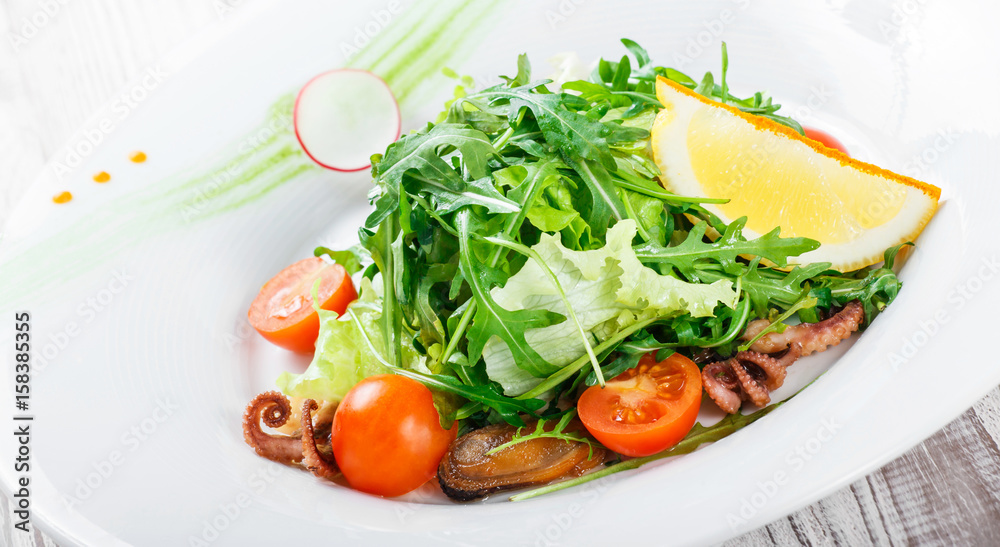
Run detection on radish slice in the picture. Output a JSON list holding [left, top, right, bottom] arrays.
[[294, 69, 401, 172]]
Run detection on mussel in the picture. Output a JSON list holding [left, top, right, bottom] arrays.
[[438, 421, 607, 501]]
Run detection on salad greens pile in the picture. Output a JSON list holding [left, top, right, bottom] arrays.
[[278, 40, 903, 442]]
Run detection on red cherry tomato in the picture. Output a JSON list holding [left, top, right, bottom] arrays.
[[803, 127, 849, 156], [578, 352, 702, 457], [248, 257, 357, 353], [333, 374, 457, 497]]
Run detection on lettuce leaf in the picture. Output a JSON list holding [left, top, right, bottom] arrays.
[[275, 279, 428, 401], [483, 220, 737, 395]]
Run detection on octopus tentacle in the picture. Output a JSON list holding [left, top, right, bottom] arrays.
[[777, 342, 803, 368], [732, 352, 785, 391], [243, 391, 303, 464], [733, 343, 802, 391], [301, 399, 339, 481], [702, 361, 743, 414], [701, 343, 805, 414], [729, 358, 772, 407], [741, 300, 864, 355]]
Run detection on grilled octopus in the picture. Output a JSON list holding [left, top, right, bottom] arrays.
[[244, 391, 604, 501], [243, 301, 865, 495], [702, 300, 864, 413], [242, 391, 338, 478]]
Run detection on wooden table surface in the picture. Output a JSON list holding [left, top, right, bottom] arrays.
[[2, 1, 998, 545]]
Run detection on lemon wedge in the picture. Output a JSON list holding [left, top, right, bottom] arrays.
[[650, 76, 940, 272]]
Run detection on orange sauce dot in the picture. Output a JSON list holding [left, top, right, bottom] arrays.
[[129, 151, 147, 163], [53, 191, 73, 204], [93, 171, 111, 183]]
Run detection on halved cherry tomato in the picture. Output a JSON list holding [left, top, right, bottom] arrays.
[[333, 374, 457, 497], [803, 127, 849, 155], [578, 352, 702, 457], [248, 257, 357, 353]]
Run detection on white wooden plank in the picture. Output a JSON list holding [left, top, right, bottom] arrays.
[[0, 495, 14, 547], [812, 487, 877, 546], [973, 387, 1000, 441], [729, 406, 1000, 547], [845, 480, 895, 546]]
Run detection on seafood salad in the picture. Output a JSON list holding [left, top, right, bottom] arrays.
[[242, 40, 939, 501]]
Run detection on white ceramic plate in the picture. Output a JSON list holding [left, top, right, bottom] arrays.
[[2, 0, 998, 545]]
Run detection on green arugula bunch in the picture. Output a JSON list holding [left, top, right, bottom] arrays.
[[301, 40, 905, 432]]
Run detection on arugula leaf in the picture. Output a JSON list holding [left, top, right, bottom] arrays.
[[697, 259, 831, 318], [739, 261, 831, 316], [566, 157, 628, 234], [526, 198, 579, 232], [719, 41, 730, 104], [365, 123, 501, 228], [694, 71, 715, 97], [622, 188, 668, 245], [401, 171, 519, 215], [458, 210, 564, 374], [414, 262, 457, 347], [611, 55, 631, 91], [390, 367, 544, 427], [501, 157, 565, 237], [470, 86, 648, 171], [314, 245, 366, 275], [562, 80, 654, 113], [634, 218, 820, 281], [819, 242, 910, 324], [500, 53, 533, 87], [621, 38, 651, 68], [523, 173, 594, 249], [486, 409, 594, 457]]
